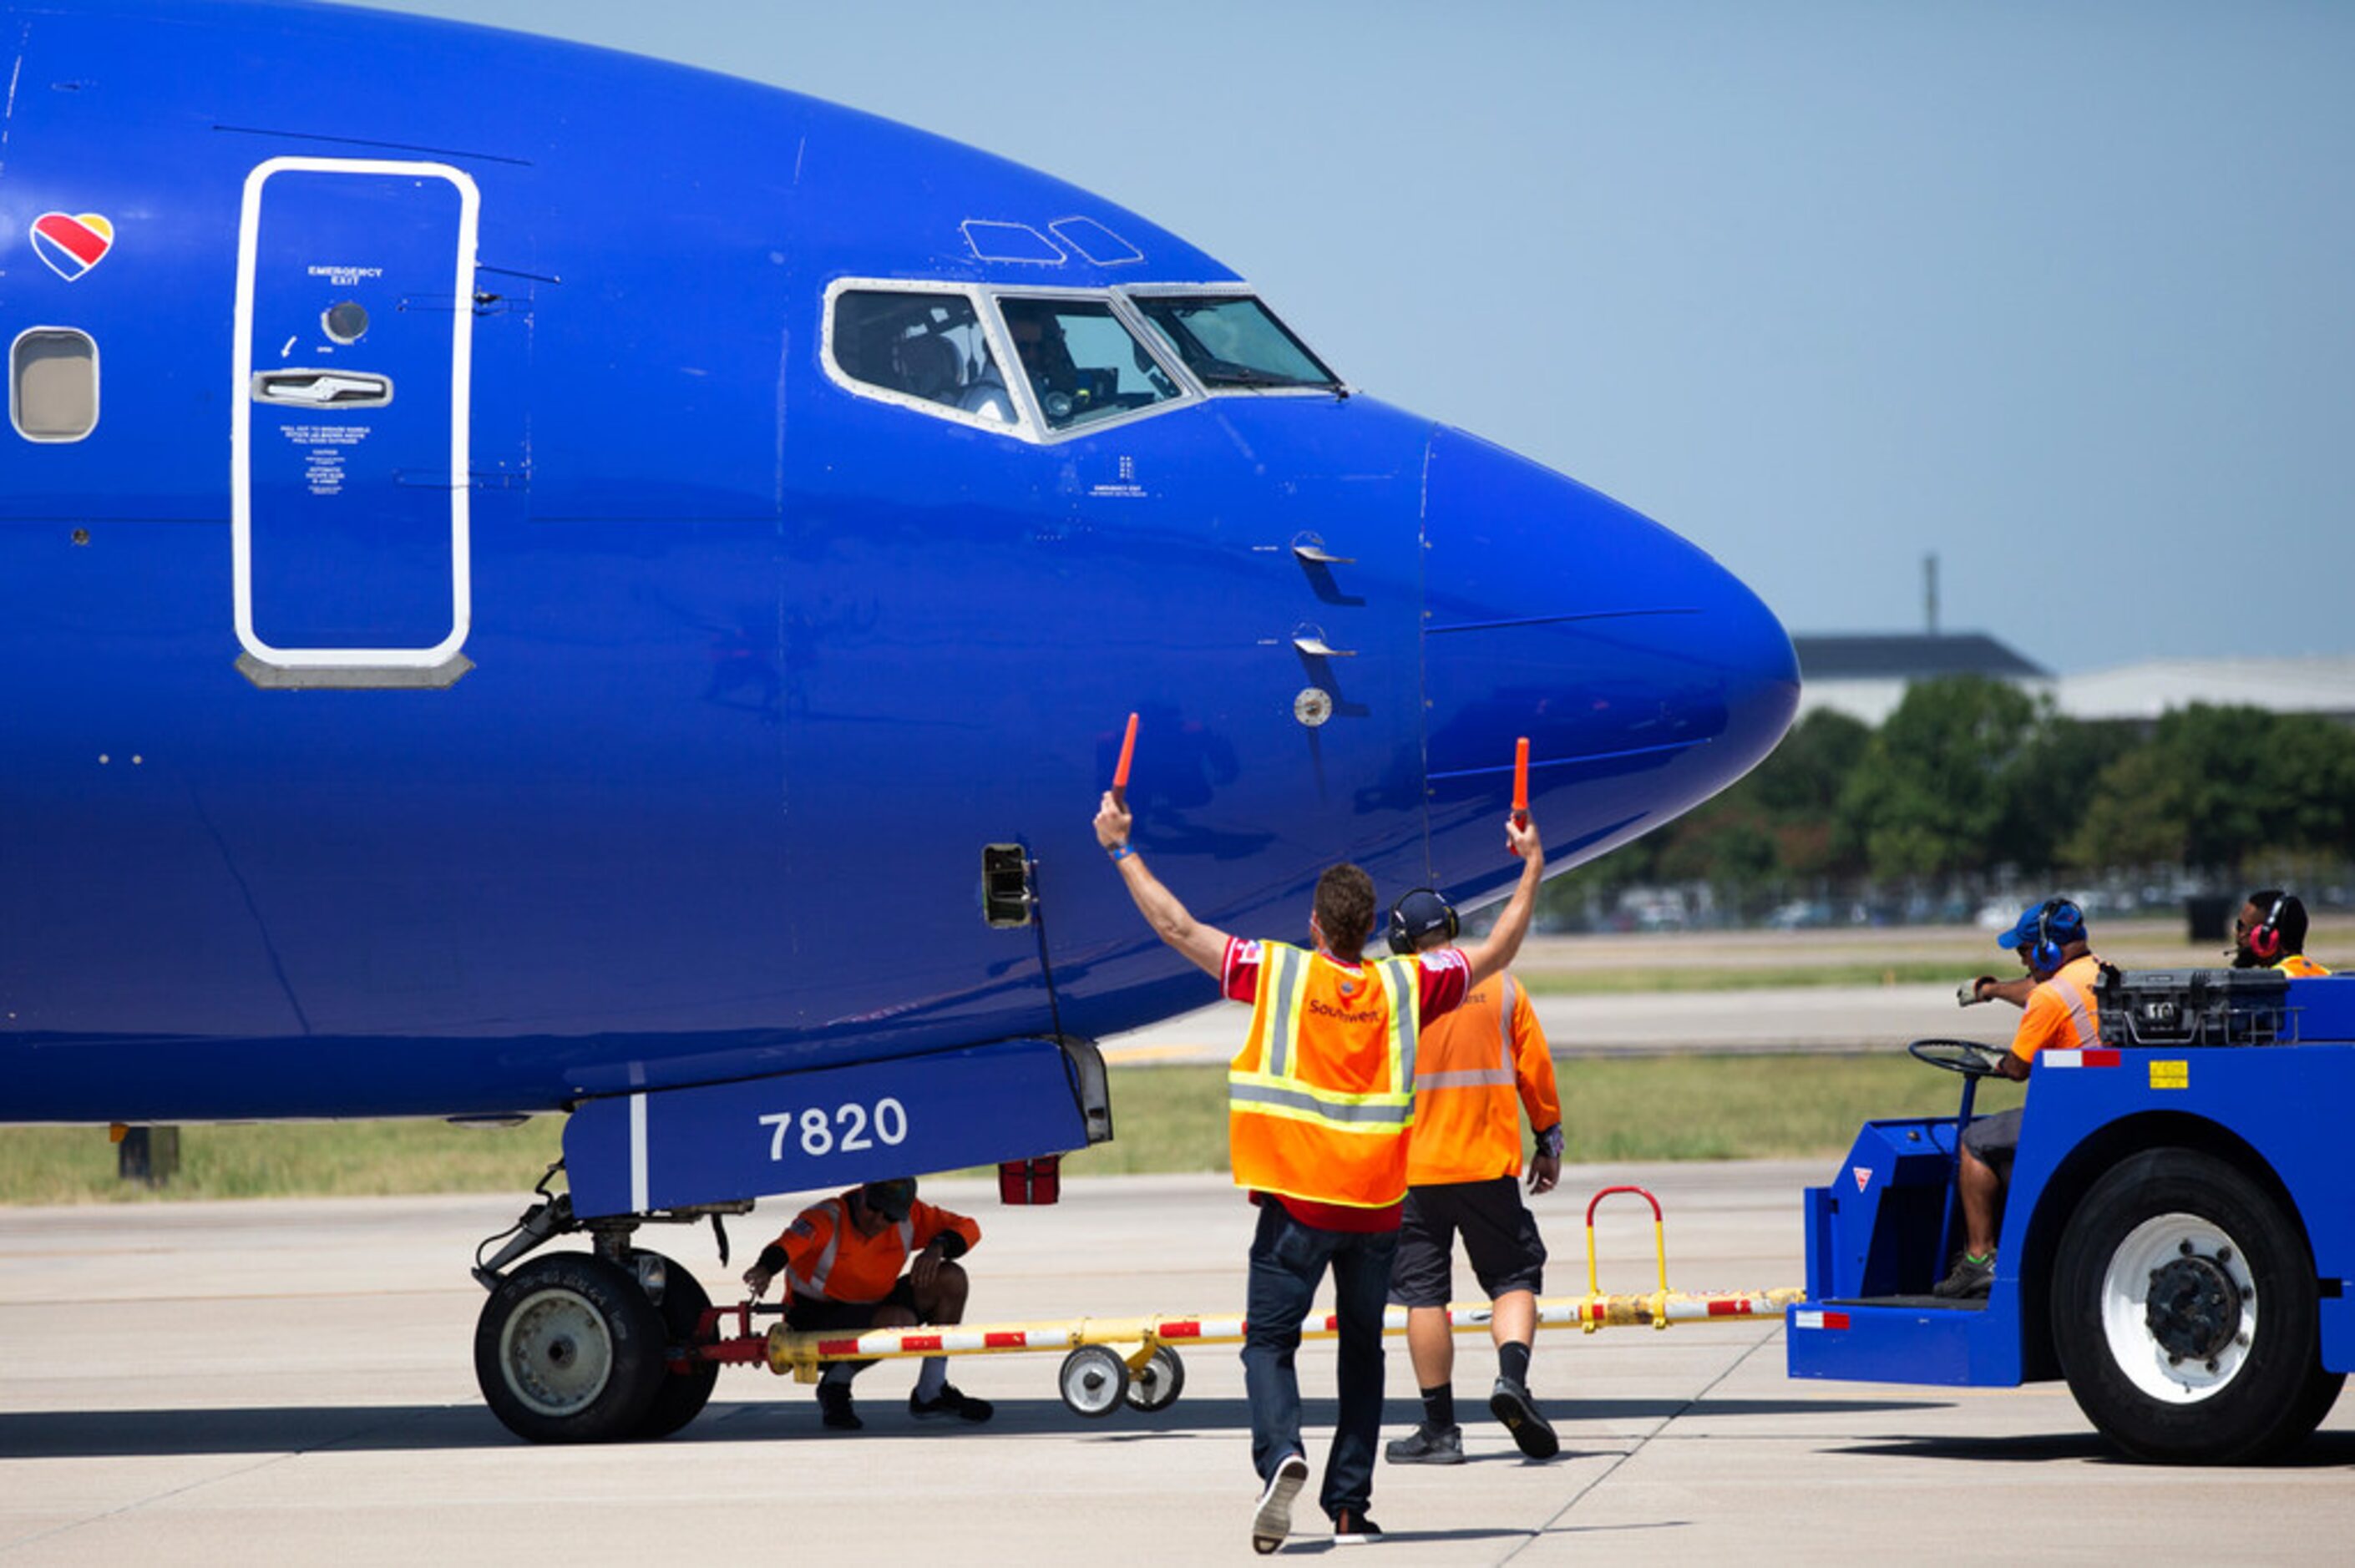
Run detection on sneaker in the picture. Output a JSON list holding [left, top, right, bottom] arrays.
[[1384, 1424, 1465, 1464], [1333, 1509, 1383, 1545], [1489, 1377, 1559, 1460], [1932, 1251, 1995, 1299], [909, 1382, 994, 1423], [816, 1380, 862, 1430], [1250, 1453, 1310, 1555]]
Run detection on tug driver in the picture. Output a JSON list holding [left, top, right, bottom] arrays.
[[742, 1176, 993, 1429], [1935, 898, 2103, 1299]]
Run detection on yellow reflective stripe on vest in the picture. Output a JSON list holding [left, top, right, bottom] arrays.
[[1230, 947, 1416, 1132], [1228, 1075, 1415, 1125], [1264, 943, 1307, 1080], [1371, 953, 1419, 1097]]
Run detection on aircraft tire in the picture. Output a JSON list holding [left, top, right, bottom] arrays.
[[475, 1252, 668, 1443], [2052, 1147, 2342, 1464], [631, 1250, 721, 1440]]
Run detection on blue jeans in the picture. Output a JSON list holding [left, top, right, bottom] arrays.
[[1243, 1200, 1397, 1520]]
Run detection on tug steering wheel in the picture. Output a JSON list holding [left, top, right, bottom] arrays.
[[1907, 1038, 2010, 1078]]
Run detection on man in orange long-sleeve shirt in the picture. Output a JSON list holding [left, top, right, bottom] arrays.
[[1381, 889, 1566, 1465], [742, 1176, 992, 1429]]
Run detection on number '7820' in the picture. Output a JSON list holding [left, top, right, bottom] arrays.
[[758, 1098, 909, 1161]]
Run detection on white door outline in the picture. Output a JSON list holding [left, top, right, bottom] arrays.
[[231, 155, 479, 678]]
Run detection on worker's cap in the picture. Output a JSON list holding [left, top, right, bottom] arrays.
[[1386, 888, 1460, 955], [861, 1176, 918, 1222], [1995, 898, 2086, 951]]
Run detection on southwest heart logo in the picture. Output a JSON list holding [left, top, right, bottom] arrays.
[[30, 211, 115, 281]]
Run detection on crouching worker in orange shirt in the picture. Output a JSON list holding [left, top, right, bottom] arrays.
[[742, 1176, 993, 1429]]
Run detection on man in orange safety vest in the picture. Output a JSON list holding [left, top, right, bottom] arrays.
[[1097, 788, 1545, 1553], [742, 1176, 992, 1429], [1380, 888, 1566, 1466]]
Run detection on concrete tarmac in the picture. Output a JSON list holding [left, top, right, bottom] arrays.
[[6, 1167, 2352, 1563]]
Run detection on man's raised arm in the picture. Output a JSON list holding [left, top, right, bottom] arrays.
[[1095, 791, 1230, 978], [1461, 817, 1546, 990]]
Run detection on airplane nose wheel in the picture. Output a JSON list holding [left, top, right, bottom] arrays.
[[475, 1253, 667, 1442]]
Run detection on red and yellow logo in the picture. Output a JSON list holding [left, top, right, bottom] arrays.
[[30, 211, 115, 281]]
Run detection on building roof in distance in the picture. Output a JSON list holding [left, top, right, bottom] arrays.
[[1794, 633, 2049, 682]]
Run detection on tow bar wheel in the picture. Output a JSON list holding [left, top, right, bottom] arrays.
[[475, 1252, 667, 1443], [1058, 1343, 1130, 1418], [1125, 1344, 1186, 1412], [2054, 1147, 2344, 1464]]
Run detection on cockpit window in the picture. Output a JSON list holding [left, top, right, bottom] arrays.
[[1130, 295, 1336, 392], [832, 289, 1017, 425], [997, 296, 1182, 432]]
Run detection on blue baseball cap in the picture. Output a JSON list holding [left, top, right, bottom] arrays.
[[1996, 899, 2086, 951], [861, 1177, 917, 1221]]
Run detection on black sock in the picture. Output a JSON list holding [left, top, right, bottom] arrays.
[[1420, 1383, 1456, 1431], [1499, 1341, 1532, 1387]]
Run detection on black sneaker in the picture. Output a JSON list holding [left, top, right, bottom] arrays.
[[1251, 1453, 1309, 1555], [1384, 1424, 1465, 1464], [909, 1382, 994, 1423], [1489, 1377, 1559, 1459], [816, 1380, 862, 1430], [1333, 1508, 1382, 1545], [1932, 1252, 1995, 1299]]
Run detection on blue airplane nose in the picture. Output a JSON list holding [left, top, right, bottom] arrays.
[[1420, 426, 1799, 882]]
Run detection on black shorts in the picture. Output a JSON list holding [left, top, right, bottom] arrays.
[[1389, 1176, 1547, 1308], [1959, 1107, 2023, 1178], [783, 1274, 919, 1333]]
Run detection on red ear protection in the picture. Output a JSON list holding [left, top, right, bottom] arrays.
[[2249, 893, 2288, 962]]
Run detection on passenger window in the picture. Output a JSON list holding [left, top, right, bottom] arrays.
[[996, 297, 1180, 432], [831, 290, 1016, 425], [12, 327, 99, 442]]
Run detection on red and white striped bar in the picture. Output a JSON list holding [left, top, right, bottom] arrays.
[[766, 1287, 1806, 1375]]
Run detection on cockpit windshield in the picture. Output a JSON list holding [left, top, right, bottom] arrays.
[[997, 297, 1183, 432], [1130, 295, 1337, 392]]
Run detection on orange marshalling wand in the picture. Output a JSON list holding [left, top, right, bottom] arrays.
[[1512, 736, 1531, 825], [1112, 712, 1139, 802]]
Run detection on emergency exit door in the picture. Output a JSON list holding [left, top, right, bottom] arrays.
[[232, 156, 479, 686]]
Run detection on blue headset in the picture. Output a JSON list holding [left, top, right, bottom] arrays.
[[2028, 899, 2082, 970]]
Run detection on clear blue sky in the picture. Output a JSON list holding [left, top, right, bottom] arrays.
[[347, 0, 2355, 674]]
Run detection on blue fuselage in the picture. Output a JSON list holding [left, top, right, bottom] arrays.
[[0, 0, 1797, 1121]]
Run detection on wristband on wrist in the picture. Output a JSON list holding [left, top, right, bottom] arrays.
[[1536, 1124, 1565, 1160], [1107, 842, 1137, 862]]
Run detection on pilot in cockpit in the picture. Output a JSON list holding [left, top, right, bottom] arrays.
[[889, 333, 961, 407], [1005, 307, 1086, 423]]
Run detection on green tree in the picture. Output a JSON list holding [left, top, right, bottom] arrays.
[[1838, 676, 2038, 878], [2073, 706, 2355, 872], [1999, 712, 2135, 872]]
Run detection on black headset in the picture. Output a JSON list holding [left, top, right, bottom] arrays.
[[2248, 892, 2291, 962], [1385, 889, 1460, 956], [2028, 898, 2082, 971]]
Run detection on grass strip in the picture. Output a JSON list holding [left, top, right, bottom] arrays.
[[0, 1054, 2017, 1205], [1512, 962, 1993, 994]]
